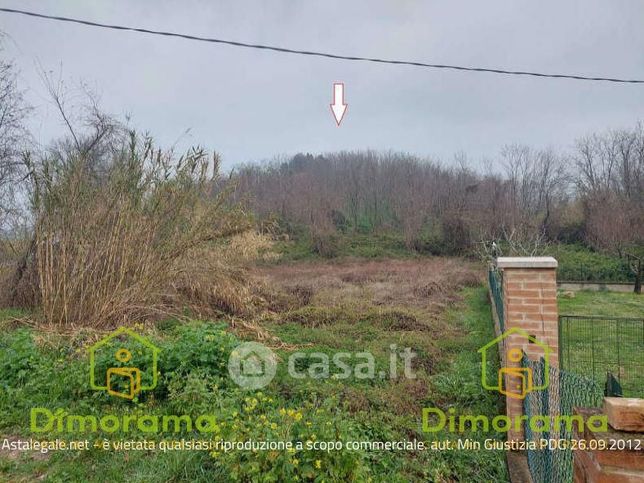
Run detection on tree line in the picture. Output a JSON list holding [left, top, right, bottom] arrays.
[[1, 45, 642, 266], [231, 129, 643, 258]]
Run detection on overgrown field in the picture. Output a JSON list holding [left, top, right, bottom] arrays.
[[0, 258, 508, 482], [272, 233, 639, 284]]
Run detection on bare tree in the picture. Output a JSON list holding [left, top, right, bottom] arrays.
[[573, 126, 644, 255], [0, 48, 30, 229], [499, 144, 569, 244]]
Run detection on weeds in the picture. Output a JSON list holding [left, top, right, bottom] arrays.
[[15, 133, 253, 328], [0, 257, 510, 482]]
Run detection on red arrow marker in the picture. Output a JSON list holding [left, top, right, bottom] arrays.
[[330, 82, 347, 126]]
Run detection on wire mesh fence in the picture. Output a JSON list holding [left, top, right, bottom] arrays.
[[488, 267, 504, 331], [522, 356, 604, 483], [559, 315, 644, 397]]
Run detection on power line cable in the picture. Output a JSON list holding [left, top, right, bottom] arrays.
[[1, 6, 644, 84]]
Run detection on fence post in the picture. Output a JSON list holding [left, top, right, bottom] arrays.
[[496, 256, 559, 442], [539, 357, 552, 482]]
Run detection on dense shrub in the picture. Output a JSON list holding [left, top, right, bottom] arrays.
[[0, 328, 36, 388], [159, 322, 238, 378], [553, 244, 635, 282], [310, 229, 342, 258]]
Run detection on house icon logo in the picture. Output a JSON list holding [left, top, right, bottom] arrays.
[[228, 342, 277, 390], [478, 327, 552, 400], [89, 327, 160, 400]]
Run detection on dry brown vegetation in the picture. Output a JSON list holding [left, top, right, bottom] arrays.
[[252, 257, 482, 342], [254, 257, 482, 315], [6, 124, 266, 329]]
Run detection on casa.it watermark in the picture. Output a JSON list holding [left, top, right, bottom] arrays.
[[228, 342, 416, 390], [86, 326, 416, 397]]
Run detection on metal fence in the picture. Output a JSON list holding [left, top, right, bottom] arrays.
[[523, 356, 604, 483], [559, 315, 644, 397], [488, 267, 504, 331]]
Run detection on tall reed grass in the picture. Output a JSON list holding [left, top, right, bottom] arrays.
[[24, 133, 250, 328]]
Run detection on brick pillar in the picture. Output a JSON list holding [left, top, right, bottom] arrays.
[[497, 257, 559, 441]]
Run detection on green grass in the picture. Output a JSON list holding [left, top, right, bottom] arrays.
[[558, 290, 644, 318], [0, 308, 27, 321], [558, 290, 643, 396], [0, 288, 508, 482], [268, 287, 508, 482], [273, 232, 414, 262]]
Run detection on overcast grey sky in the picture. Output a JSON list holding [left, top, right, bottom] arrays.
[[1, 0, 643, 170]]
